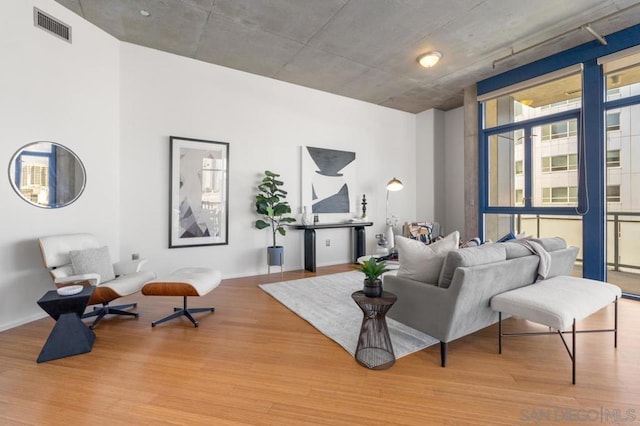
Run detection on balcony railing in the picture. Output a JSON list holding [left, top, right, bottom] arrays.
[[515, 212, 640, 272], [607, 212, 640, 272]]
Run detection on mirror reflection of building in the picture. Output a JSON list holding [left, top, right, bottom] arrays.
[[8, 141, 86, 208]]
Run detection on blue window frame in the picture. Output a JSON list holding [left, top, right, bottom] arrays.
[[13, 147, 57, 206], [477, 23, 640, 282], [481, 108, 581, 214]]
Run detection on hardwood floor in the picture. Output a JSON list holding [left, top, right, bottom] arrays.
[[1, 264, 638, 425]]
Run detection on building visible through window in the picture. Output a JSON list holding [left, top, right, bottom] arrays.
[[607, 185, 621, 202], [607, 112, 620, 131]]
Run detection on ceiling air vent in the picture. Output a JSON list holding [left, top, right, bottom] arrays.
[[33, 7, 72, 43]]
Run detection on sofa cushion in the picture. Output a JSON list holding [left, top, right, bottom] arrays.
[[502, 241, 533, 259], [531, 237, 567, 252], [438, 244, 507, 288], [396, 231, 459, 283], [69, 246, 115, 283]]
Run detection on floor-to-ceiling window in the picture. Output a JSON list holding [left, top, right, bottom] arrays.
[[602, 50, 640, 296], [479, 69, 583, 258], [477, 24, 640, 298]]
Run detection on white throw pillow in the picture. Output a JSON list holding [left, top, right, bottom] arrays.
[[396, 231, 460, 283], [69, 246, 116, 283]]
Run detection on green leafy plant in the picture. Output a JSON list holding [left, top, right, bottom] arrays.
[[359, 257, 390, 282], [255, 170, 296, 247]]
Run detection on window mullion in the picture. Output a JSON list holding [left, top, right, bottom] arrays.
[[524, 126, 533, 209]]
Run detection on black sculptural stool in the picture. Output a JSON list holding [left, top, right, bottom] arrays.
[[36, 286, 96, 363]]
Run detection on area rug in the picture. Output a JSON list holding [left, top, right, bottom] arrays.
[[259, 271, 438, 362]]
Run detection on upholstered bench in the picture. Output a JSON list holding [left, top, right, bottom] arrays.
[[490, 276, 621, 384], [142, 267, 221, 327]]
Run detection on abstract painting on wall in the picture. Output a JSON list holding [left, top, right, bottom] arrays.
[[301, 146, 356, 215], [169, 136, 229, 248]]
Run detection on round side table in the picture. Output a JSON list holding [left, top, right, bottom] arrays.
[[351, 290, 397, 370]]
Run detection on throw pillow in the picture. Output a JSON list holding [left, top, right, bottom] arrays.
[[502, 241, 533, 259], [461, 237, 482, 247], [531, 237, 567, 252], [69, 246, 115, 283], [403, 222, 435, 244], [396, 231, 460, 283], [497, 232, 516, 242], [438, 244, 507, 288]]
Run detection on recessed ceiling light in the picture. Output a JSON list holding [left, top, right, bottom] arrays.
[[417, 51, 442, 68], [140, 10, 151, 17]]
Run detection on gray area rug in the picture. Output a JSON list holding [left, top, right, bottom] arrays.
[[259, 271, 438, 360]]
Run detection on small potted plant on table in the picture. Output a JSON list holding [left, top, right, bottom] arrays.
[[255, 170, 296, 266], [359, 257, 390, 297]]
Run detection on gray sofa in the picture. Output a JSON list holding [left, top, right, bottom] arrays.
[[383, 237, 579, 366]]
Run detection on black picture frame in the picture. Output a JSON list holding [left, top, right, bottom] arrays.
[[169, 136, 229, 248]]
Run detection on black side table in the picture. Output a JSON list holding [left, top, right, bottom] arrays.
[[36, 286, 96, 363], [351, 290, 397, 370]]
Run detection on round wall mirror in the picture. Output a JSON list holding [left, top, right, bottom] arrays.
[[8, 141, 86, 208]]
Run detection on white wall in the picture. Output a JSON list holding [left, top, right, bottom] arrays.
[[445, 107, 465, 237], [414, 107, 465, 237], [0, 0, 456, 331], [415, 109, 445, 227], [415, 110, 434, 222], [118, 44, 417, 278], [0, 0, 120, 330], [433, 110, 446, 230]]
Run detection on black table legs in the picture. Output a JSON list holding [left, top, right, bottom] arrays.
[[303, 229, 316, 272], [302, 226, 367, 272], [354, 226, 366, 262]]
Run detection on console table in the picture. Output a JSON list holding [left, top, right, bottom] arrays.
[[291, 222, 373, 272]]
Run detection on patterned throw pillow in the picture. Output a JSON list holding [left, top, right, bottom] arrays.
[[497, 232, 516, 242], [462, 237, 482, 247], [404, 222, 435, 244]]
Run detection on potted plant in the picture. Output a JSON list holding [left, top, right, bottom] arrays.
[[359, 257, 390, 297], [255, 170, 296, 266]]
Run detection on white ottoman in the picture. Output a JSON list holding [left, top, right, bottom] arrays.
[[142, 267, 221, 327], [490, 276, 621, 384]]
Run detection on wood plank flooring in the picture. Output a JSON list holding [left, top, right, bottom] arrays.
[[1, 264, 638, 425]]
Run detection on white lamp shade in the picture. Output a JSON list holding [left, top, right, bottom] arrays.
[[386, 177, 403, 191]]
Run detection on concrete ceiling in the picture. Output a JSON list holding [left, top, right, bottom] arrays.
[[54, 0, 640, 113]]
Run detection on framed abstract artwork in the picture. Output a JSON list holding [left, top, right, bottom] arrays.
[[301, 146, 356, 215], [169, 136, 229, 248]]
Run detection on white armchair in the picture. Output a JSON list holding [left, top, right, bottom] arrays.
[[38, 233, 156, 329]]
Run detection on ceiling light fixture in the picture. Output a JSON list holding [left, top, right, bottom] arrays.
[[417, 51, 442, 68], [140, 10, 151, 17]]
